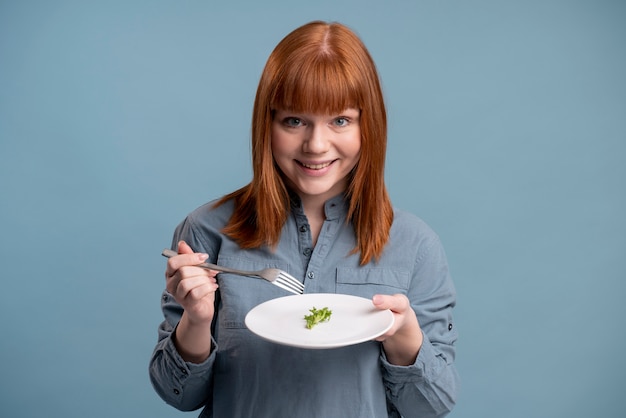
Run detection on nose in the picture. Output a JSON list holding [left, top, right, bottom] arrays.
[[303, 124, 330, 154]]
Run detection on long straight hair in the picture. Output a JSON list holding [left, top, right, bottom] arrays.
[[217, 21, 393, 265]]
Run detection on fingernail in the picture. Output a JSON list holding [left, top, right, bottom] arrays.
[[198, 253, 208, 261]]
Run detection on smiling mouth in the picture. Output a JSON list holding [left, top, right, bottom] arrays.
[[297, 160, 334, 170]]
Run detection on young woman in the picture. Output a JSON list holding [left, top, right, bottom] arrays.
[[150, 21, 459, 417]]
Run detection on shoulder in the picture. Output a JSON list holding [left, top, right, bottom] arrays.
[[171, 197, 235, 254], [387, 208, 444, 262], [391, 208, 439, 241], [185, 197, 234, 228]]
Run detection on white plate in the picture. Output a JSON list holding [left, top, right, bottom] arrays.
[[244, 293, 394, 349]]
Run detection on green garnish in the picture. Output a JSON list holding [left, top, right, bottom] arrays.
[[304, 306, 332, 329]]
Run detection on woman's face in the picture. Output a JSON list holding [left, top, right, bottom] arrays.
[[271, 108, 361, 205]]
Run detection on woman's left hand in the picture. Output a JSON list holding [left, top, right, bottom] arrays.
[[372, 294, 423, 366]]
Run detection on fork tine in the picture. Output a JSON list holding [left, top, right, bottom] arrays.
[[278, 273, 304, 291], [272, 280, 302, 295], [275, 277, 304, 294]]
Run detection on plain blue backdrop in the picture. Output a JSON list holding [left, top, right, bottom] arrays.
[[1, 1, 624, 417]]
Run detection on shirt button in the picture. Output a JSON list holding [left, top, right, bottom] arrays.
[[299, 225, 308, 233], [307, 271, 315, 279], [448, 323, 453, 331], [303, 248, 312, 256], [173, 388, 180, 395]]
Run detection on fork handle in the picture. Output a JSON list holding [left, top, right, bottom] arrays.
[[161, 249, 260, 278]]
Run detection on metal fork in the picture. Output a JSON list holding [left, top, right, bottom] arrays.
[[161, 249, 304, 295]]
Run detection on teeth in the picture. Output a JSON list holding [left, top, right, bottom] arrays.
[[301, 161, 331, 170]]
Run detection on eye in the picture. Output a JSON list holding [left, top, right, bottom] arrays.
[[333, 117, 350, 127], [283, 117, 304, 128]]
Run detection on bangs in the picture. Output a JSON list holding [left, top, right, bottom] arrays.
[[270, 56, 361, 114]]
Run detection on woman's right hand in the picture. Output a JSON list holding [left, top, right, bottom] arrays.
[[165, 240, 219, 326]]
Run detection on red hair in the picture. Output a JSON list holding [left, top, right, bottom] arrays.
[[217, 21, 393, 265]]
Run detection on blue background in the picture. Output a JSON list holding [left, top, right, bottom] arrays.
[[1, 1, 624, 417]]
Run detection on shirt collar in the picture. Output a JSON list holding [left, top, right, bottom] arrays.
[[289, 192, 348, 221], [324, 194, 348, 220]]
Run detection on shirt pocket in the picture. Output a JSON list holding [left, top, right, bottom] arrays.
[[216, 255, 295, 329], [335, 267, 410, 299]]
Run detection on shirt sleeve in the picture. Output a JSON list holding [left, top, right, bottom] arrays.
[[148, 214, 220, 411], [380, 233, 460, 418], [148, 290, 218, 411]]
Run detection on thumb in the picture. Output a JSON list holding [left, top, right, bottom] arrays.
[[177, 240, 195, 255], [372, 294, 408, 313], [372, 294, 392, 310]]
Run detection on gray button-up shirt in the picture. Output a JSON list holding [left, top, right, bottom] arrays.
[[150, 194, 459, 417]]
